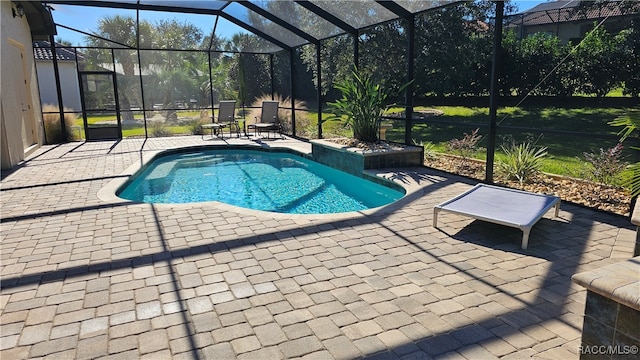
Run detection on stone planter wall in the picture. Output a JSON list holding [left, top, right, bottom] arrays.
[[572, 257, 640, 359], [310, 139, 423, 177]]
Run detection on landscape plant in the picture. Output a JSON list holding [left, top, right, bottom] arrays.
[[609, 112, 640, 197], [497, 141, 548, 186], [42, 104, 78, 143], [150, 121, 171, 137], [327, 67, 410, 143], [186, 110, 209, 136], [249, 94, 308, 136], [581, 144, 627, 185], [413, 139, 438, 161], [446, 128, 483, 170]]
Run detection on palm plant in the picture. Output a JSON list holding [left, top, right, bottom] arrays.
[[327, 67, 410, 143], [609, 111, 640, 197], [86, 16, 153, 121]]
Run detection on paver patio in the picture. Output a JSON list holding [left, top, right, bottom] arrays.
[[1, 136, 636, 359]]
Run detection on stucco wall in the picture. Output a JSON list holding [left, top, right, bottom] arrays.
[[1, 1, 45, 170], [524, 23, 582, 43], [36, 61, 82, 111]]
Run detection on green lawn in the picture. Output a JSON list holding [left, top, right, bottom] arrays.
[[311, 105, 637, 184], [71, 110, 205, 138], [394, 106, 637, 183], [67, 105, 638, 185]]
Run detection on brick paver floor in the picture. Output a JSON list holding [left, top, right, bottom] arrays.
[[1, 136, 636, 359]]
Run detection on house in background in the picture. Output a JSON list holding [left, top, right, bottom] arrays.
[[1, 1, 56, 170], [33, 40, 83, 112], [506, 0, 640, 44]]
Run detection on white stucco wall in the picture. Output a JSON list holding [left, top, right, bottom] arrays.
[[36, 60, 82, 111], [525, 23, 585, 44], [1, 1, 45, 170]]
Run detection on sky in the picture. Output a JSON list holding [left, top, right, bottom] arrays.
[[50, 3, 245, 46], [50, 0, 546, 47]]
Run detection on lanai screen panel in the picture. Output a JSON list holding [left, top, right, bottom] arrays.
[[135, 1, 228, 12], [208, 17, 264, 52], [394, 0, 460, 13], [50, 4, 139, 48], [47, 0, 467, 53], [138, 10, 217, 51], [247, 0, 344, 40], [309, 0, 398, 29], [222, 2, 308, 48]]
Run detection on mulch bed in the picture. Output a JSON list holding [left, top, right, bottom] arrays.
[[425, 156, 632, 217], [325, 138, 633, 216]]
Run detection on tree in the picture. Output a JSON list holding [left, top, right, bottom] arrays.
[[359, 21, 408, 96], [620, 19, 640, 97], [85, 16, 208, 121], [226, 34, 270, 105], [300, 36, 353, 98], [572, 24, 623, 97], [414, 1, 495, 96], [85, 15, 153, 120], [501, 32, 573, 96], [55, 38, 73, 47], [149, 19, 204, 120]]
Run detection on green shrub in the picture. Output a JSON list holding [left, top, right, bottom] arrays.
[[150, 121, 171, 137], [498, 142, 548, 185]]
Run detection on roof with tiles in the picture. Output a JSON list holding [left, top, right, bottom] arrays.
[[33, 41, 84, 61], [512, 0, 639, 26]]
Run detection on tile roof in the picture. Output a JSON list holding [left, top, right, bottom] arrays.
[[33, 41, 84, 61], [511, 0, 639, 26]]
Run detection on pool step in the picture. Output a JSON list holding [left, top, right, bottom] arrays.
[[147, 161, 178, 180], [146, 160, 179, 194], [177, 155, 225, 168]]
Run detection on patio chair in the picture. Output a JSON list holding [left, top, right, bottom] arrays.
[[202, 100, 237, 139], [247, 100, 281, 139]]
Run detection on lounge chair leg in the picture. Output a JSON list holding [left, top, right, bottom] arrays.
[[433, 208, 439, 228], [521, 228, 531, 249]]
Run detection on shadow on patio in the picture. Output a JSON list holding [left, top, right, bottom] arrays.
[[0, 137, 635, 359]]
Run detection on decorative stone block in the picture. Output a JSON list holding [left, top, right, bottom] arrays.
[[572, 256, 640, 359]]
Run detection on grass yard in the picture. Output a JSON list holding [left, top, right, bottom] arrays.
[[65, 105, 637, 185], [312, 105, 638, 186], [70, 110, 207, 138], [383, 106, 637, 183]]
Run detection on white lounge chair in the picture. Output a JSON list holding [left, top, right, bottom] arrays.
[[202, 100, 236, 139], [433, 184, 560, 249], [247, 100, 281, 139]]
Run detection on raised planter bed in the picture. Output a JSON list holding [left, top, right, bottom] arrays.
[[310, 139, 424, 177]]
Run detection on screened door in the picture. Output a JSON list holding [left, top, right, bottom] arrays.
[[79, 71, 121, 141]]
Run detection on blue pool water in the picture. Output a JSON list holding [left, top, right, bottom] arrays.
[[117, 149, 404, 214]]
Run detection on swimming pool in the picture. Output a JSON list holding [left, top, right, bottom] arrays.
[[117, 148, 404, 214]]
